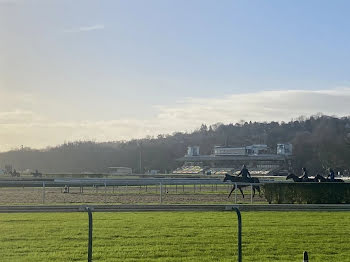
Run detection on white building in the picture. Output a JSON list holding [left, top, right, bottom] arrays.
[[277, 143, 293, 156]]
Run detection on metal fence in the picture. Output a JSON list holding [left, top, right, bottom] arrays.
[[83, 206, 242, 262], [0, 178, 268, 205]]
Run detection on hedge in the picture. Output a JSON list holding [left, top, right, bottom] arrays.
[[263, 183, 350, 204]]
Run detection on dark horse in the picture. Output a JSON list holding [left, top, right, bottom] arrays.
[[10, 170, 20, 177], [31, 170, 42, 178], [223, 174, 261, 198], [286, 173, 317, 182], [314, 174, 344, 183]]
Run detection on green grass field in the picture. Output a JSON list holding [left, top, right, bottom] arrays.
[[0, 211, 349, 261]]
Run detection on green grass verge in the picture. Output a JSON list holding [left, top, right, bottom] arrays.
[[0, 211, 349, 261]]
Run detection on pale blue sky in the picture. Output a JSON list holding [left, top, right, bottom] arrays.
[[1, 0, 350, 150]]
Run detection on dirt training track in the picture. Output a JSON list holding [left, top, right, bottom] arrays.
[[0, 204, 349, 213]]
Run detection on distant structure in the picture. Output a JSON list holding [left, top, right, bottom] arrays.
[[277, 143, 293, 155], [213, 144, 268, 156], [108, 167, 132, 175], [146, 170, 160, 175], [186, 146, 200, 156], [174, 144, 293, 176]]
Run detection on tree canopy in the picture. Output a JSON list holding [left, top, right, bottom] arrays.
[[1, 115, 349, 174]]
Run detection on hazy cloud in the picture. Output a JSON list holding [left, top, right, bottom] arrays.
[[0, 110, 42, 124], [63, 24, 105, 33], [156, 88, 350, 126]]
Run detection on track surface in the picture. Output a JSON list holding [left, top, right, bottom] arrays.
[[0, 204, 349, 213]]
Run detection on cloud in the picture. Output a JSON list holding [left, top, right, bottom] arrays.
[[63, 24, 105, 33], [0, 110, 42, 124], [1, 87, 350, 151], [154, 88, 350, 128]]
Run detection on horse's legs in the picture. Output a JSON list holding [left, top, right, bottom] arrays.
[[228, 184, 236, 198], [238, 186, 244, 198], [252, 187, 255, 198], [255, 186, 261, 197]]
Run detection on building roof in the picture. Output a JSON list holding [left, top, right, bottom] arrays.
[[108, 167, 132, 169], [176, 154, 291, 162]]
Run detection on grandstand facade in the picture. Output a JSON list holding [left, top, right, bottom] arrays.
[[174, 144, 293, 176]]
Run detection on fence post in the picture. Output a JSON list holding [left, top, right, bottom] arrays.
[[232, 207, 242, 262], [104, 182, 107, 203], [303, 251, 309, 262], [250, 184, 253, 204], [42, 182, 45, 204], [159, 182, 162, 204], [86, 207, 93, 262], [234, 183, 237, 204]]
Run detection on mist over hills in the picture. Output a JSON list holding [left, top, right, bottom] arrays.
[[1, 115, 350, 174]]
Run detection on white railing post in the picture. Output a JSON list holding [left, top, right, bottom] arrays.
[[159, 182, 162, 204], [104, 181, 107, 203], [42, 181, 45, 204]]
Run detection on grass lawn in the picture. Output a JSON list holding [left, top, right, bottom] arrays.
[[0, 211, 349, 261]]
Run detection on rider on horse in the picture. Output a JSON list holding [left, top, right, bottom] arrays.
[[300, 167, 309, 181], [237, 164, 251, 182], [327, 168, 335, 181]]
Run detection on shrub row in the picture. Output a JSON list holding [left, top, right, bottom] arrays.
[[263, 183, 350, 204]]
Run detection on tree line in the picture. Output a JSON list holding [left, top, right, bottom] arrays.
[[1, 115, 350, 175]]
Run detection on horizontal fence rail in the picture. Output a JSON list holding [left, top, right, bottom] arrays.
[[0, 179, 257, 187], [0, 176, 348, 188], [0, 204, 349, 213], [1, 178, 342, 187]]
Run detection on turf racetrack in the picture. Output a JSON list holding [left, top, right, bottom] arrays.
[[0, 211, 349, 261]]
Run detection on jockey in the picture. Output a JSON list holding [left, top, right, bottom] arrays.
[[327, 168, 335, 181], [238, 164, 251, 181], [300, 167, 309, 180]]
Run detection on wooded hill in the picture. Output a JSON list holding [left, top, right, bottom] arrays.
[[1, 115, 350, 175]]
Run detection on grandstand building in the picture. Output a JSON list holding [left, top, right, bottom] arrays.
[[174, 144, 293, 176]]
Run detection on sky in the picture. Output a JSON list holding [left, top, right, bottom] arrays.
[[1, 0, 350, 151]]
